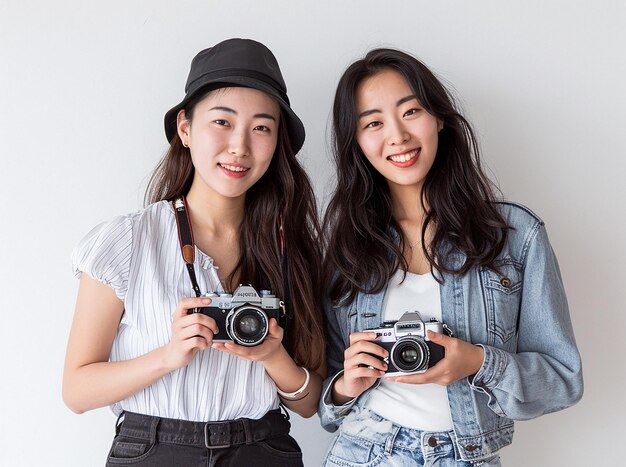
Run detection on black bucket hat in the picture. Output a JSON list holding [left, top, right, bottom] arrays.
[[164, 38, 305, 153]]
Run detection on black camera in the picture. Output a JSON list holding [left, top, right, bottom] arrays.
[[189, 284, 284, 346], [366, 311, 449, 375]]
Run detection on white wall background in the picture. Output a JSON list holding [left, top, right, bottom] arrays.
[[1, 1, 624, 465]]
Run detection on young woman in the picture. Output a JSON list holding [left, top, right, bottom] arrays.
[[319, 48, 583, 466], [63, 38, 325, 467]]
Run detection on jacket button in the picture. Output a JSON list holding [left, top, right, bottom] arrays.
[[464, 444, 480, 452], [427, 436, 438, 447], [500, 277, 511, 288]]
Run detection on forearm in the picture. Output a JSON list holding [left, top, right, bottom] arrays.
[[63, 346, 172, 414], [263, 346, 322, 418]]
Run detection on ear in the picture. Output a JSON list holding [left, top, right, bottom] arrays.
[[177, 109, 191, 146], [437, 119, 444, 132]]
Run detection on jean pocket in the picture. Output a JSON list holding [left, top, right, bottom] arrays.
[[325, 432, 385, 467], [106, 436, 155, 464], [258, 434, 303, 459]]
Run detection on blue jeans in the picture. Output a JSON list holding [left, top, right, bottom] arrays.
[[323, 408, 501, 467]]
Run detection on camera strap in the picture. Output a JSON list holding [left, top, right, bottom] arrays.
[[173, 197, 202, 298], [279, 220, 291, 330]]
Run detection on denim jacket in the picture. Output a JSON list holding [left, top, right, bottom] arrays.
[[318, 202, 583, 462]]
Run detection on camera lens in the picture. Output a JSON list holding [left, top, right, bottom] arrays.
[[390, 336, 429, 372], [399, 346, 419, 364], [237, 315, 261, 335], [227, 306, 269, 346]]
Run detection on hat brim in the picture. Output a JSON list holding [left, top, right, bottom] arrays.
[[164, 76, 305, 154]]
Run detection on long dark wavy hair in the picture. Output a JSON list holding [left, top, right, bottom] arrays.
[[324, 48, 509, 306], [146, 87, 324, 370]]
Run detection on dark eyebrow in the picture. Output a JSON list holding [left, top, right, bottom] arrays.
[[209, 106, 236, 114], [358, 108, 380, 119], [254, 113, 277, 121], [357, 95, 418, 120], [397, 95, 417, 106], [209, 106, 276, 121]]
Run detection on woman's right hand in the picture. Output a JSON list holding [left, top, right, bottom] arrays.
[[332, 332, 388, 404], [164, 297, 220, 370]]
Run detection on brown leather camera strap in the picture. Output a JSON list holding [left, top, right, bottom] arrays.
[[173, 197, 201, 298]]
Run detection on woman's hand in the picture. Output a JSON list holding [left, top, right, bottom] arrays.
[[163, 297, 219, 370], [385, 331, 484, 385], [332, 332, 388, 403], [211, 318, 284, 363]]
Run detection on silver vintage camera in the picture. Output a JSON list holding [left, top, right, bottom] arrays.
[[189, 284, 284, 346], [366, 311, 450, 375]]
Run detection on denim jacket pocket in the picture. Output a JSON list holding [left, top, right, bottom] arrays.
[[481, 260, 522, 347]]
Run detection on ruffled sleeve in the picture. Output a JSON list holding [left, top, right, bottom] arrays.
[[72, 214, 134, 300]]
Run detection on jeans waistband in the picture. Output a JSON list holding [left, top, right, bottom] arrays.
[[117, 409, 291, 449]]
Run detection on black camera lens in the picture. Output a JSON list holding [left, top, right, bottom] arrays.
[[390, 336, 429, 372], [237, 315, 261, 335], [227, 306, 269, 346], [399, 346, 419, 364]]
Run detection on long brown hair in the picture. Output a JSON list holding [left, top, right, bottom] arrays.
[[324, 48, 509, 306], [146, 89, 324, 370]]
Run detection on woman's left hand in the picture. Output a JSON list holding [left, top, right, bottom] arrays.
[[211, 318, 284, 363], [386, 331, 484, 386]]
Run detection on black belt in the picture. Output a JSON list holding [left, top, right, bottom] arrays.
[[117, 409, 291, 449]]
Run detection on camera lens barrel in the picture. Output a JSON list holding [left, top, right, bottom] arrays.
[[226, 305, 269, 346], [390, 336, 430, 372]]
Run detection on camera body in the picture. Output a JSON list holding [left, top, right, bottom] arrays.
[[189, 284, 283, 346], [366, 311, 446, 376]]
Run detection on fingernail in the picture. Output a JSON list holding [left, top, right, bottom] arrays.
[[202, 298, 211, 304]]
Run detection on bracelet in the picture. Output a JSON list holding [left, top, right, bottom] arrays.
[[277, 367, 310, 400]]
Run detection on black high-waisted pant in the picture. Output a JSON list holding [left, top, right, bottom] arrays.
[[105, 409, 303, 467]]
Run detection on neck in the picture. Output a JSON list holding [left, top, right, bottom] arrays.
[[185, 183, 245, 234], [389, 183, 427, 225]]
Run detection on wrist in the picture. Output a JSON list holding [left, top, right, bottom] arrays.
[[262, 344, 289, 370], [331, 375, 353, 405], [473, 344, 485, 374], [277, 366, 310, 400], [155, 344, 178, 374]]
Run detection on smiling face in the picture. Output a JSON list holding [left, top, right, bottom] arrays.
[[355, 69, 442, 196], [177, 87, 280, 201]]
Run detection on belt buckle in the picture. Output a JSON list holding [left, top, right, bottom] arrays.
[[204, 421, 232, 449]]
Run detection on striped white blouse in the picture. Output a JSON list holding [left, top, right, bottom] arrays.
[[72, 200, 280, 422]]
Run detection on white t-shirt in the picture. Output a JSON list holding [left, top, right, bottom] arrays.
[[72, 201, 280, 422], [364, 270, 453, 430]]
